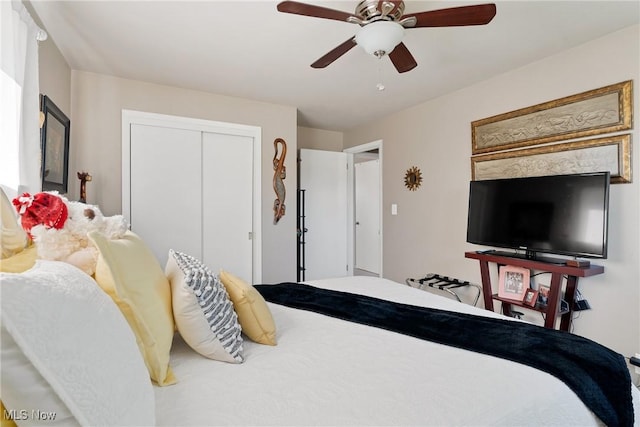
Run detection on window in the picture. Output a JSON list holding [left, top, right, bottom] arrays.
[[0, 1, 46, 197]]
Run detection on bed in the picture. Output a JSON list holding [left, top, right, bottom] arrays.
[[155, 275, 639, 426], [2, 230, 639, 426]]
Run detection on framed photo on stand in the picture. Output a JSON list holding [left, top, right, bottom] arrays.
[[498, 265, 530, 301], [538, 284, 551, 307], [523, 289, 538, 307]]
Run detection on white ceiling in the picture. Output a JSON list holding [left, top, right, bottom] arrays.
[[29, 1, 639, 131]]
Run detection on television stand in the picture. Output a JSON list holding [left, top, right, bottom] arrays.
[[465, 251, 604, 331]]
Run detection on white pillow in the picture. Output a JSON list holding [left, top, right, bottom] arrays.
[[165, 250, 244, 363], [0, 261, 155, 426], [1, 327, 77, 426]]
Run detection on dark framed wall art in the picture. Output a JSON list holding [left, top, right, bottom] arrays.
[[40, 95, 70, 193]]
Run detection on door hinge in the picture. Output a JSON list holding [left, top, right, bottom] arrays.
[[248, 231, 253, 240]]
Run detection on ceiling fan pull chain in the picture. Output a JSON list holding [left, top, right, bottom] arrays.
[[376, 57, 385, 91]]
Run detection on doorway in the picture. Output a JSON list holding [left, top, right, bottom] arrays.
[[345, 140, 383, 277]]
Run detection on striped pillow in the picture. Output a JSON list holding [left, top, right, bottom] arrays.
[[166, 250, 244, 363]]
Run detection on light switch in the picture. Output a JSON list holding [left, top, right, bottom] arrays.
[[391, 204, 398, 215]]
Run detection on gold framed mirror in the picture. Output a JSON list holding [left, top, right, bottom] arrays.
[[404, 166, 422, 191]]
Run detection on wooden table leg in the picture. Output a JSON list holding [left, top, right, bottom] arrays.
[[479, 260, 494, 311], [559, 276, 578, 331], [545, 273, 563, 329]]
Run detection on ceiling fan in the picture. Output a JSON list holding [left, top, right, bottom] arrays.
[[277, 0, 497, 73]]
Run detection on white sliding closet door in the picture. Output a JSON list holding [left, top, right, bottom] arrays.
[[125, 112, 260, 283], [130, 124, 202, 265], [202, 132, 253, 282]]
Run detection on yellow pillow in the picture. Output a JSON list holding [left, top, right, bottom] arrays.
[[1, 401, 17, 427], [0, 245, 37, 273], [219, 270, 277, 345], [1, 187, 28, 259], [88, 230, 176, 386]]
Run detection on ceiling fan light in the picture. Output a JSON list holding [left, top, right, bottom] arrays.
[[355, 21, 404, 57]]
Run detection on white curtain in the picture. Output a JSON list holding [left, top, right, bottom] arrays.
[[0, 0, 46, 200]]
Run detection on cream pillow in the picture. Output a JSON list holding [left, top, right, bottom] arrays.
[[0, 245, 37, 273], [219, 269, 277, 345], [88, 230, 176, 386], [0, 187, 28, 259], [166, 250, 244, 363], [1, 260, 155, 426]]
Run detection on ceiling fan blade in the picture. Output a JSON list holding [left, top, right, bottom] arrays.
[[311, 37, 357, 68], [404, 4, 497, 28], [388, 43, 417, 73], [277, 1, 355, 22]]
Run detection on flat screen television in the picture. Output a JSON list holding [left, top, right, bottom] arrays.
[[466, 172, 610, 260]]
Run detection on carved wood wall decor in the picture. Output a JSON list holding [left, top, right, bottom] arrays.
[[471, 134, 632, 183], [471, 80, 633, 154], [273, 138, 287, 224]]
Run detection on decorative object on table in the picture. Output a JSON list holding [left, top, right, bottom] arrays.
[[77, 171, 92, 203], [471, 80, 632, 155], [471, 134, 632, 183], [538, 284, 550, 307], [403, 166, 422, 191], [273, 138, 287, 224], [497, 265, 530, 301], [523, 289, 538, 307], [40, 95, 71, 193], [12, 191, 127, 276]]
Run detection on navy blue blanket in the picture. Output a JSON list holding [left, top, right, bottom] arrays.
[[255, 282, 634, 427]]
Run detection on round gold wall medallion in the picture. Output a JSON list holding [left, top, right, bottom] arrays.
[[404, 166, 422, 191]]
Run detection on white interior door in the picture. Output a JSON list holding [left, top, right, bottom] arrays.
[[130, 124, 202, 266], [202, 132, 253, 283], [299, 149, 348, 280], [355, 159, 380, 274]]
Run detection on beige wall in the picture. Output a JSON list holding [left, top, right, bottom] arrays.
[[345, 25, 640, 360], [25, 1, 71, 116], [38, 37, 70, 116], [67, 71, 298, 283], [298, 126, 343, 151]]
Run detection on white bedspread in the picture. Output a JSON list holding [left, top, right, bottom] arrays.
[[155, 276, 639, 426]]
